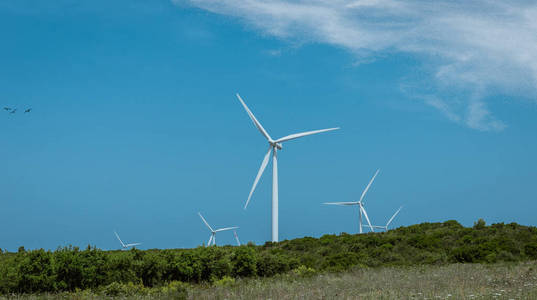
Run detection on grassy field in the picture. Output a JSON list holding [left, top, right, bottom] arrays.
[[4, 261, 537, 299], [191, 261, 537, 299]]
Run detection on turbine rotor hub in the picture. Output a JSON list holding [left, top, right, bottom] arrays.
[[269, 141, 283, 150]]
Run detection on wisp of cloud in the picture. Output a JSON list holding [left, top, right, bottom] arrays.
[[177, 0, 537, 131]]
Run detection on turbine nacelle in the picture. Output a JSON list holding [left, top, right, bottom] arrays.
[[269, 141, 283, 150]]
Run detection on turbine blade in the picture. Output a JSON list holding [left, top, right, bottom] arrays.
[[126, 243, 141, 247], [215, 226, 239, 232], [208, 235, 213, 246], [275, 127, 339, 143], [244, 146, 273, 209], [386, 206, 403, 227], [234, 230, 241, 246], [359, 169, 380, 203], [323, 202, 359, 206], [114, 231, 126, 248], [198, 212, 214, 232], [236, 93, 272, 141], [361, 206, 375, 232]]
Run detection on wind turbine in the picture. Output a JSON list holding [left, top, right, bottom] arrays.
[[198, 212, 239, 246], [324, 169, 380, 234], [369, 206, 403, 232], [114, 231, 141, 250], [237, 93, 339, 242]]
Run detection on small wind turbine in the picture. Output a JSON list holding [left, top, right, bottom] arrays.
[[198, 212, 239, 246], [237, 93, 339, 242], [233, 230, 241, 246], [324, 169, 380, 234], [114, 231, 141, 250], [369, 206, 403, 231]]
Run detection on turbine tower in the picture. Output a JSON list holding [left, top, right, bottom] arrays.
[[198, 212, 239, 246], [324, 169, 380, 234], [114, 231, 141, 250], [237, 93, 339, 242], [370, 206, 403, 231]]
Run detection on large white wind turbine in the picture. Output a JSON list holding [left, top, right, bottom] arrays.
[[114, 231, 141, 250], [369, 206, 403, 232], [324, 169, 380, 234], [198, 212, 239, 246], [237, 93, 339, 242]]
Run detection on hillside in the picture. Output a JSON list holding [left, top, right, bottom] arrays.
[[1, 220, 536, 294]]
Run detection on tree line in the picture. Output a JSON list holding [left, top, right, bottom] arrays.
[[1, 219, 536, 294]]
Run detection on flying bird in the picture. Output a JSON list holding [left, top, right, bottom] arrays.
[[9, 109, 17, 114], [24, 108, 32, 113], [3, 107, 11, 111]]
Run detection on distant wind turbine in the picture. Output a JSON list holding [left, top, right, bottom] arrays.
[[369, 206, 403, 232], [198, 212, 238, 246], [114, 231, 141, 250], [237, 93, 339, 242], [324, 169, 380, 234]]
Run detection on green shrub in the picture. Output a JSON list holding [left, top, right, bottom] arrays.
[[232, 246, 257, 277], [101, 281, 147, 297], [159, 281, 189, 299], [17, 249, 57, 293], [292, 265, 317, 277], [214, 275, 236, 287], [474, 218, 486, 229], [524, 243, 537, 259]]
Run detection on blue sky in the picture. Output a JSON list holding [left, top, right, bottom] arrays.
[[1, 0, 536, 251]]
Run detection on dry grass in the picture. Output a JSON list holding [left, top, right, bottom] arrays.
[[191, 261, 537, 299], [3, 261, 537, 299]]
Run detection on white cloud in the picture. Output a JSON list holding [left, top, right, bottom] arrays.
[[177, 0, 537, 131]]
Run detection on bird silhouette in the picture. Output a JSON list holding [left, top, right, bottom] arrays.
[[3, 107, 11, 111], [24, 108, 32, 113], [10, 109, 17, 114]]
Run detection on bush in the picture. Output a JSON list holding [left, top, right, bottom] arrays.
[[214, 275, 236, 287], [474, 218, 486, 229], [17, 249, 57, 293], [292, 265, 317, 277], [158, 281, 189, 299], [101, 281, 147, 297], [525, 243, 537, 259], [232, 246, 257, 277]]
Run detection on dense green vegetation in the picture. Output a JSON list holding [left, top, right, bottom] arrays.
[[1, 220, 536, 295]]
